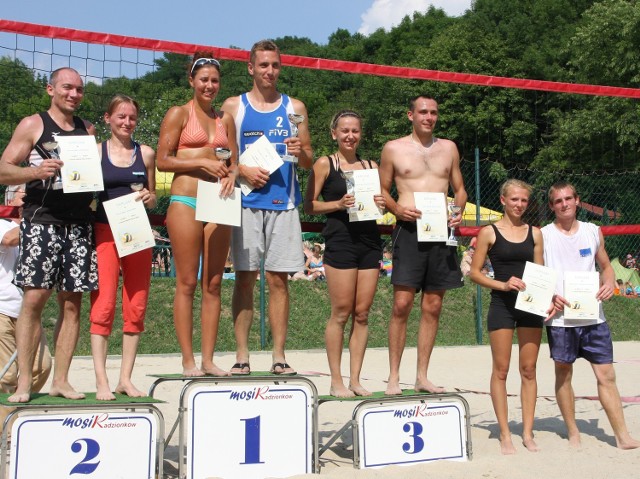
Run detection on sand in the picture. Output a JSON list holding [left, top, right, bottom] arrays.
[[24, 342, 640, 478]]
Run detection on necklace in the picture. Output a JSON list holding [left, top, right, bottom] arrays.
[[107, 139, 137, 168]]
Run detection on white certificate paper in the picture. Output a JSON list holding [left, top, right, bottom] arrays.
[[195, 180, 241, 227], [563, 271, 600, 320], [343, 169, 383, 222], [238, 135, 284, 196], [103, 192, 155, 257], [515, 261, 558, 317], [55, 135, 104, 193], [414, 192, 447, 242]]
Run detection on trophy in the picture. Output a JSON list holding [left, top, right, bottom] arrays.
[[130, 183, 144, 192], [215, 147, 232, 182], [446, 201, 462, 247], [283, 113, 304, 163], [42, 141, 63, 190]]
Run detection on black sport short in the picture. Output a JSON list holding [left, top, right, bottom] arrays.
[[323, 234, 382, 270], [486, 293, 543, 331], [390, 221, 463, 292]]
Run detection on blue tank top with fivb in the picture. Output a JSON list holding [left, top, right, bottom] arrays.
[[235, 93, 301, 210]]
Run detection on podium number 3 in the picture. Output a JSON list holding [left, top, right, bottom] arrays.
[[70, 438, 100, 475], [402, 421, 425, 454]]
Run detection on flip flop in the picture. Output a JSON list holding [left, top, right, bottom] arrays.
[[270, 362, 297, 375], [230, 362, 251, 375]]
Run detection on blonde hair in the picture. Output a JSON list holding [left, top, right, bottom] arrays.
[[500, 179, 532, 197], [548, 181, 578, 204]]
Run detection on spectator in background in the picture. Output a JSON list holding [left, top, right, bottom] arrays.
[[623, 254, 636, 270], [305, 244, 325, 281], [1, 185, 51, 427]]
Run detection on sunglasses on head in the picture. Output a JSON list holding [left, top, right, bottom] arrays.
[[190, 58, 221, 75]]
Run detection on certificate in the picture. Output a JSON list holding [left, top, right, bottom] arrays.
[[102, 192, 155, 257], [563, 271, 600, 320], [414, 192, 447, 242], [238, 135, 284, 196], [343, 169, 383, 222], [55, 135, 104, 193], [515, 261, 558, 317], [195, 180, 241, 227]]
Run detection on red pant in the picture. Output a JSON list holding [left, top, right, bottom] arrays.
[[90, 223, 152, 335]]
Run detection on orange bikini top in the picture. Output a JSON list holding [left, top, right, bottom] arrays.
[[177, 101, 228, 150]]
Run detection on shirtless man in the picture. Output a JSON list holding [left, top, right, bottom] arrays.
[[379, 95, 467, 395]]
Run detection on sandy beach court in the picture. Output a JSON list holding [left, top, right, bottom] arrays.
[[19, 341, 640, 478]]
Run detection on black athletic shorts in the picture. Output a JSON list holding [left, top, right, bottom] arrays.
[[390, 221, 463, 292]]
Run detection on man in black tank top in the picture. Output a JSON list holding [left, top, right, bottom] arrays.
[[0, 67, 98, 403]]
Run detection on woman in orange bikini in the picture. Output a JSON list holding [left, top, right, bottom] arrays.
[[157, 52, 238, 376]]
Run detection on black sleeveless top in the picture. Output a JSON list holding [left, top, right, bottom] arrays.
[[95, 141, 148, 223], [320, 155, 381, 250], [488, 224, 535, 302], [23, 112, 94, 224]]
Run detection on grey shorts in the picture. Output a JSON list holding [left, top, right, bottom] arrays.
[[231, 208, 305, 273], [14, 221, 98, 292]]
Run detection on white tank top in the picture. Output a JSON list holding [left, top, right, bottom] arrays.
[[542, 221, 605, 327]]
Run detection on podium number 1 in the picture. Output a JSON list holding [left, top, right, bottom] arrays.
[[240, 416, 265, 465]]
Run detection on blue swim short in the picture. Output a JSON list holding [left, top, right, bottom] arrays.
[[546, 322, 613, 364]]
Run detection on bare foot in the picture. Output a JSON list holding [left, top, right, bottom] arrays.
[[330, 385, 356, 398], [202, 365, 231, 377], [500, 434, 517, 455], [349, 384, 372, 397], [7, 391, 31, 403], [616, 435, 640, 450], [523, 437, 540, 452], [115, 382, 146, 398], [568, 432, 582, 449], [96, 384, 116, 401], [49, 383, 85, 400], [385, 379, 402, 395], [414, 380, 446, 394], [182, 366, 205, 377]]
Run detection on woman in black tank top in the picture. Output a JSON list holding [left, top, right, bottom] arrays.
[[469, 179, 544, 454], [303, 110, 385, 398]]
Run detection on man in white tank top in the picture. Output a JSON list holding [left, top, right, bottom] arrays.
[[543, 181, 639, 449]]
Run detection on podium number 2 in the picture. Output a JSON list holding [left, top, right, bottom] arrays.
[[402, 421, 425, 454], [240, 416, 265, 465], [70, 438, 101, 475]]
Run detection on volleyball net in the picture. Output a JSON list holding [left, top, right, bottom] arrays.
[[1, 19, 639, 262]]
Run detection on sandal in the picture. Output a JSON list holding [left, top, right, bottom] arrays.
[[230, 362, 251, 375], [269, 362, 297, 375]]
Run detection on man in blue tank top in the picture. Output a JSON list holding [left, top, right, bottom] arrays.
[[0, 67, 98, 403], [222, 40, 313, 375]]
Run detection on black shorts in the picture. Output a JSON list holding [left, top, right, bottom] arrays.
[[14, 221, 98, 292], [487, 293, 543, 331], [390, 221, 463, 292], [324, 234, 382, 270]]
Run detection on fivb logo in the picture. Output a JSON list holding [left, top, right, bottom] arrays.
[[61, 413, 109, 429], [229, 386, 270, 401]]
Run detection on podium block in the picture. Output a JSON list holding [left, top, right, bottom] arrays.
[[179, 376, 318, 479]]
